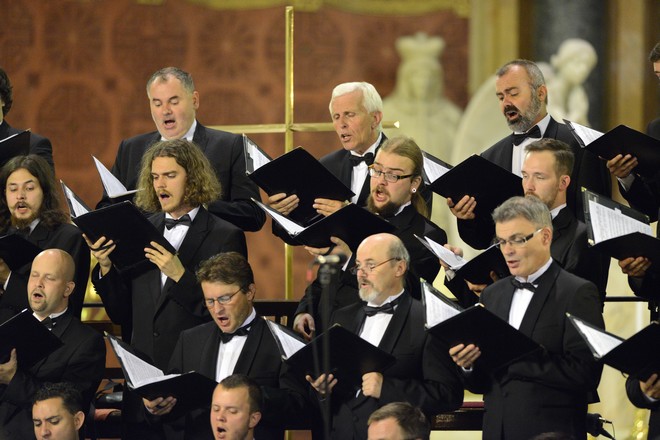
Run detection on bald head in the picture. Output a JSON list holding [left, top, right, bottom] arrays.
[[28, 249, 76, 319], [355, 233, 409, 304]]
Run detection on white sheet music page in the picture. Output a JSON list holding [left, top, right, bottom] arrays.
[[422, 153, 451, 183], [571, 317, 622, 358], [265, 319, 305, 359], [416, 235, 466, 270], [422, 282, 461, 328], [60, 181, 89, 217], [242, 135, 270, 173], [109, 337, 165, 388], [567, 120, 604, 145], [92, 156, 137, 199], [252, 199, 304, 235], [588, 200, 653, 243]]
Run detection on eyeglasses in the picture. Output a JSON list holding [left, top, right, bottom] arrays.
[[494, 228, 543, 248], [349, 258, 399, 275], [368, 166, 414, 183], [204, 287, 243, 308]]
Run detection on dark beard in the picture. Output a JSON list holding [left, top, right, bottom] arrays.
[[11, 209, 40, 230], [367, 195, 400, 218]]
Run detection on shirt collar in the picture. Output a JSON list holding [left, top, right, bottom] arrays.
[[165, 206, 200, 222], [34, 308, 68, 322], [514, 113, 550, 136], [549, 203, 567, 219], [367, 289, 404, 308], [516, 257, 553, 284], [350, 132, 381, 158], [160, 119, 197, 142]]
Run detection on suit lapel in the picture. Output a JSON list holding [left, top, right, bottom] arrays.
[[200, 326, 222, 379], [233, 317, 264, 375], [377, 293, 411, 354], [28, 222, 50, 247], [150, 214, 168, 306], [356, 135, 386, 206], [517, 263, 560, 337], [192, 122, 208, 153], [488, 279, 516, 321], [31, 313, 73, 373]]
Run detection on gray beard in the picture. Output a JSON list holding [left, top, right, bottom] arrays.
[[506, 93, 543, 132]]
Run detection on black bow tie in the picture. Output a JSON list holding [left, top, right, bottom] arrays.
[[348, 153, 374, 167], [511, 125, 542, 146], [41, 316, 59, 330], [363, 297, 400, 317], [164, 214, 192, 230], [219, 324, 252, 343], [511, 278, 537, 292]]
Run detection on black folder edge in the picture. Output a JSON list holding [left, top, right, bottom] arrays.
[[105, 332, 216, 409], [0, 309, 63, 368], [582, 188, 660, 266], [0, 130, 30, 166], [564, 120, 660, 178], [263, 317, 307, 363], [567, 314, 660, 380], [415, 236, 508, 285], [0, 234, 43, 271], [256, 199, 396, 249], [420, 279, 464, 329], [60, 180, 92, 218], [421, 150, 453, 185], [428, 154, 523, 219], [242, 134, 273, 175], [424, 302, 541, 373], [71, 201, 176, 274], [280, 324, 395, 391], [246, 146, 354, 226]]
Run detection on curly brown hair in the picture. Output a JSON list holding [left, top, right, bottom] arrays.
[[134, 139, 222, 212]]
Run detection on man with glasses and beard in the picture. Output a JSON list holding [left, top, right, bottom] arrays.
[[293, 136, 446, 340], [447, 59, 610, 250], [306, 233, 462, 439]]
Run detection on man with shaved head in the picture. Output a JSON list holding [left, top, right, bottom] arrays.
[[0, 249, 105, 440]]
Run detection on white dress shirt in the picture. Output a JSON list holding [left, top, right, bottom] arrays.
[[508, 258, 552, 329], [215, 308, 257, 382], [349, 134, 381, 204]]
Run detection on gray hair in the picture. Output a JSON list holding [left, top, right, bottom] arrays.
[[329, 82, 383, 130], [388, 234, 411, 267], [496, 59, 547, 104], [492, 196, 552, 231], [146, 67, 195, 94]]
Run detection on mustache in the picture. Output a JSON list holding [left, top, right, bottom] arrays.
[[503, 104, 520, 113]]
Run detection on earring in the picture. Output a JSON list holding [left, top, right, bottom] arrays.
[[411, 188, 417, 193]]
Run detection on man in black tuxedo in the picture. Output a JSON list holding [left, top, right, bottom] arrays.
[[267, 82, 432, 230], [0, 155, 89, 321], [89, 139, 247, 439], [609, 40, 660, 438], [449, 59, 610, 249], [306, 233, 462, 439], [293, 137, 446, 339], [0, 249, 105, 440], [446, 139, 609, 305], [449, 196, 604, 440], [98, 66, 264, 232], [0, 68, 54, 171], [141, 252, 308, 440]]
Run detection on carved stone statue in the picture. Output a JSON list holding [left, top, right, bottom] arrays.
[[545, 38, 598, 126], [383, 32, 463, 163]]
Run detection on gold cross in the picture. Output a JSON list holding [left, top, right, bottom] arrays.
[[210, 7, 398, 299]]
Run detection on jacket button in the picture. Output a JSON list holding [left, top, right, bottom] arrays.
[[153, 332, 159, 337]]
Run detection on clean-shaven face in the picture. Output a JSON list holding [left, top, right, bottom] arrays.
[[330, 89, 381, 155], [495, 217, 551, 278], [28, 252, 73, 319], [203, 281, 254, 334], [148, 77, 199, 140], [522, 151, 567, 210], [210, 386, 260, 440], [33, 397, 83, 440]]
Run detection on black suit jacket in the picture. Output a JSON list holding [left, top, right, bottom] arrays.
[[295, 204, 446, 330], [463, 262, 604, 440], [161, 317, 308, 440], [323, 292, 463, 439], [0, 311, 105, 440], [0, 120, 54, 171], [619, 117, 660, 299], [459, 117, 611, 249], [0, 222, 90, 322], [100, 122, 265, 232], [92, 207, 246, 432]]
